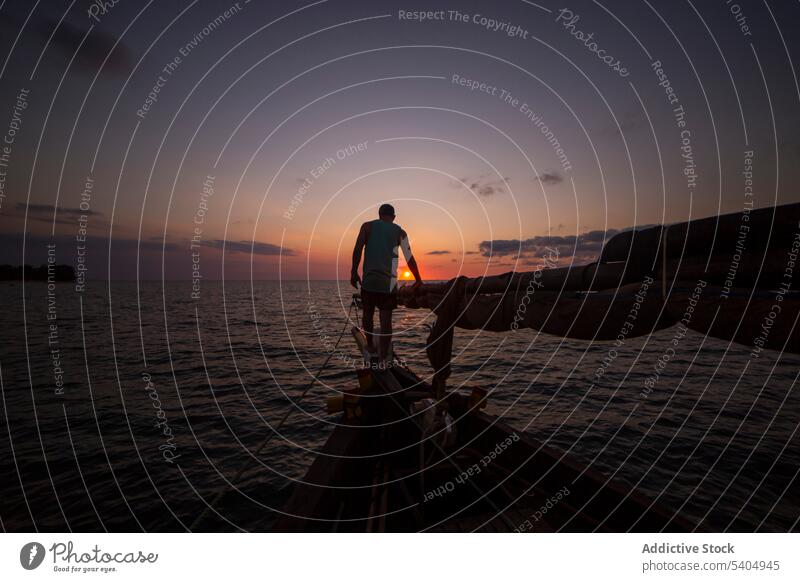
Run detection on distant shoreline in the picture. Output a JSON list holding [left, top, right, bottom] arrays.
[[0, 278, 442, 283], [0, 264, 75, 282]]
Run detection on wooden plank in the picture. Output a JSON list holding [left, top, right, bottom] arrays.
[[278, 343, 698, 532], [273, 422, 375, 532], [464, 410, 698, 532]]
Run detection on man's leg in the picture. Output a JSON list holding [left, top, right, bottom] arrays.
[[362, 304, 376, 353], [378, 308, 393, 362]]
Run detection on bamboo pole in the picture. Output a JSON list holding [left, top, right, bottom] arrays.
[[398, 252, 795, 307]]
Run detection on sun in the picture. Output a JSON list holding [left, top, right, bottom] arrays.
[[400, 269, 413, 280]]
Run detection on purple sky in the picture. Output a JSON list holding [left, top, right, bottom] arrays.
[[1, 0, 798, 280]]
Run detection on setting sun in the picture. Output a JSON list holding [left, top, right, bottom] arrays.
[[401, 269, 412, 280]]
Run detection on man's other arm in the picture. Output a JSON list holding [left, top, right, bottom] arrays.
[[400, 230, 423, 288]]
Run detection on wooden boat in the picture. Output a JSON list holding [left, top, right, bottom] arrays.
[[275, 202, 798, 532], [274, 329, 697, 532]]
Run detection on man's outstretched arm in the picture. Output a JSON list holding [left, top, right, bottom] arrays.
[[351, 222, 368, 288], [407, 256, 422, 286], [400, 230, 423, 288]]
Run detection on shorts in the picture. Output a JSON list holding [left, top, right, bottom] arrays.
[[361, 289, 398, 311]]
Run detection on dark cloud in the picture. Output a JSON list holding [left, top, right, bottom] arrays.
[[426, 250, 451, 255], [201, 239, 295, 256], [0, 232, 180, 255], [520, 256, 548, 266], [0, 230, 291, 257], [18, 203, 103, 217], [455, 174, 510, 196], [13, 203, 105, 226], [479, 228, 621, 264], [35, 16, 134, 75], [536, 172, 563, 186], [0, 11, 133, 75], [598, 113, 646, 138]]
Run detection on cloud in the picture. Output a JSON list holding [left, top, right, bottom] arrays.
[[535, 171, 563, 186], [479, 228, 621, 264], [598, 113, 645, 138], [520, 256, 549, 266], [35, 16, 134, 75], [0, 10, 133, 77], [455, 174, 510, 196], [0, 232, 287, 279], [17, 203, 103, 217], [12, 203, 105, 226], [0, 232, 181, 255], [426, 250, 451, 255], [200, 239, 295, 256]]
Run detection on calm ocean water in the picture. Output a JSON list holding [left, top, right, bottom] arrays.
[[0, 280, 798, 531]]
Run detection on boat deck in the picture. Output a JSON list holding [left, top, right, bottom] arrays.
[[273, 330, 695, 533]]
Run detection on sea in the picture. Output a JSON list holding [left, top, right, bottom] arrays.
[[0, 280, 797, 532]]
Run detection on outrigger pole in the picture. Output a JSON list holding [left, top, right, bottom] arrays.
[[398, 202, 800, 395]]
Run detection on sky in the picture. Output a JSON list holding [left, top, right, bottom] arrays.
[[0, 0, 799, 280]]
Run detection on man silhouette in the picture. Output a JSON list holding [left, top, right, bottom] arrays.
[[351, 203, 422, 363]]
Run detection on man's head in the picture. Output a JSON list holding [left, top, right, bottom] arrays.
[[378, 203, 395, 222]]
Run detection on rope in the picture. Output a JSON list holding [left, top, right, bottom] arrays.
[[191, 301, 356, 530], [661, 225, 668, 300]]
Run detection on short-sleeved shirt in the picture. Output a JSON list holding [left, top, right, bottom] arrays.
[[362, 219, 402, 293]]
